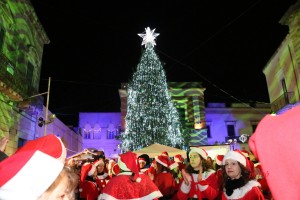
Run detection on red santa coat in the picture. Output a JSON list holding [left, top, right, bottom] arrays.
[[153, 171, 177, 198], [98, 172, 162, 200], [176, 169, 218, 200], [79, 181, 99, 200], [95, 172, 110, 193], [215, 168, 224, 200], [221, 180, 264, 200]]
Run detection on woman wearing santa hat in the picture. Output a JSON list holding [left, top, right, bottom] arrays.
[[215, 154, 224, 200], [175, 147, 218, 200], [93, 159, 110, 194], [98, 151, 162, 200], [79, 162, 100, 200], [153, 155, 177, 199], [221, 150, 264, 200]]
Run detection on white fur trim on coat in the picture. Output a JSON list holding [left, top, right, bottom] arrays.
[[224, 180, 261, 199]]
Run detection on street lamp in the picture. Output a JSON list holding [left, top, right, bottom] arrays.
[[44, 77, 51, 136], [24, 77, 52, 136]]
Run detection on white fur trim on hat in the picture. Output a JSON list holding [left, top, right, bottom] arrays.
[[189, 148, 208, 160], [94, 159, 104, 167], [169, 161, 179, 170], [118, 156, 130, 171], [223, 151, 246, 167], [0, 151, 63, 200], [88, 164, 97, 176]]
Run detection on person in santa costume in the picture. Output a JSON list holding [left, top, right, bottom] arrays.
[[79, 162, 100, 200], [93, 159, 110, 193], [98, 151, 162, 200], [175, 147, 218, 200], [138, 157, 149, 173], [221, 150, 264, 200], [254, 163, 272, 199], [147, 159, 157, 180], [249, 105, 300, 200], [215, 154, 224, 200], [153, 155, 177, 199], [174, 154, 186, 171], [0, 134, 78, 200]]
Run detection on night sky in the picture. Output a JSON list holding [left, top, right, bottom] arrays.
[[30, 0, 296, 126]]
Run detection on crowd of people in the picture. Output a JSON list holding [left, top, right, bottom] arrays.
[[0, 134, 270, 200], [1, 104, 300, 199]]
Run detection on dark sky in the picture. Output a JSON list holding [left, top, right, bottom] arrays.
[[30, 0, 295, 126]]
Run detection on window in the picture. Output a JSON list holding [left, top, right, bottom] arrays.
[[26, 62, 34, 87], [18, 138, 26, 148], [107, 130, 115, 139], [227, 124, 235, 137], [0, 25, 5, 50], [206, 125, 211, 138], [252, 124, 257, 132]]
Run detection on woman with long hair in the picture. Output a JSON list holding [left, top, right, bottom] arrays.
[[222, 150, 264, 200]]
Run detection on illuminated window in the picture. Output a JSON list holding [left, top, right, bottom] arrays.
[[107, 130, 115, 139]]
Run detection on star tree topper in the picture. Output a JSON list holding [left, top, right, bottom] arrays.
[[138, 27, 160, 47]]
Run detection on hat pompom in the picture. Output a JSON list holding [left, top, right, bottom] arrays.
[[136, 177, 141, 183]]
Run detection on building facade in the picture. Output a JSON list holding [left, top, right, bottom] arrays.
[[263, 0, 300, 113], [0, 0, 81, 156], [0, 0, 48, 155], [79, 112, 122, 158]]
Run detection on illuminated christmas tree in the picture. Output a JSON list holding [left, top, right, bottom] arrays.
[[121, 27, 183, 151]]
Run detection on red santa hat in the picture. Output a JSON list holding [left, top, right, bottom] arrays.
[[189, 147, 208, 159], [169, 160, 179, 170], [93, 159, 104, 167], [112, 163, 120, 176], [118, 151, 141, 182], [138, 157, 146, 164], [161, 151, 169, 157], [174, 154, 184, 163], [155, 155, 170, 167], [249, 105, 300, 200], [80, 163, 96, 182], [0, 134, 66, 200], [215, 155, 224, 166], [223, 150, 251, 171]]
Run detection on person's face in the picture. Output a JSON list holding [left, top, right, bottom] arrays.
[[224, 159, 242, 179], [189, 152, 201, 170], [139, 162, 146, 169], [207, 157, 213, 165], [97, 163, 105, 173]]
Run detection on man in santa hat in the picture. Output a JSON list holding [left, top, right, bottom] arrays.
[[98, 151, 162, 200]]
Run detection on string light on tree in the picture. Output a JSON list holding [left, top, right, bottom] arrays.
[[120, 27, 183, 151]]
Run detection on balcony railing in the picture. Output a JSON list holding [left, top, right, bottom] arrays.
[[271, 92, 296, 112], [0, 51, 27, 100]]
